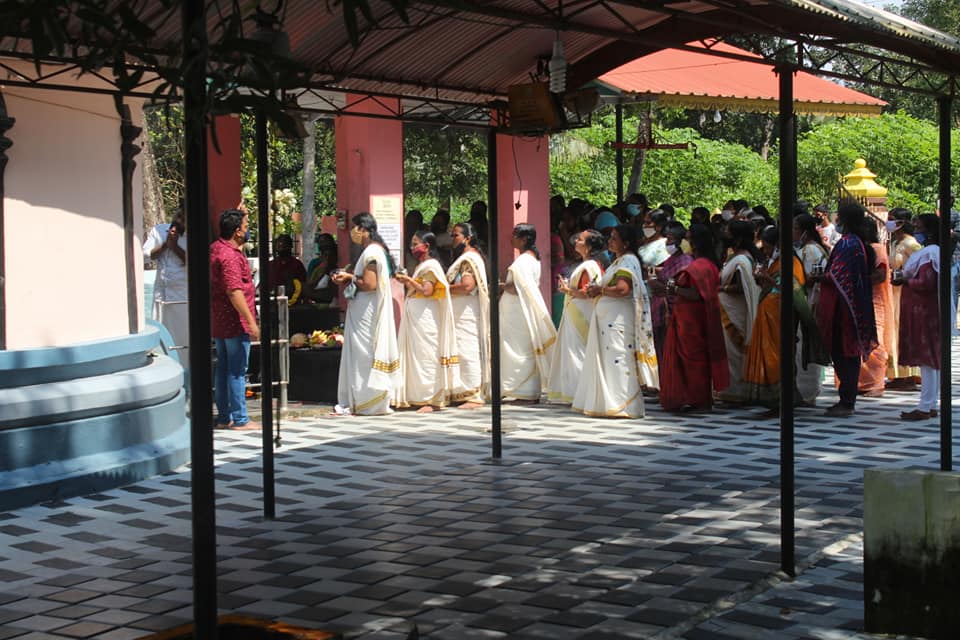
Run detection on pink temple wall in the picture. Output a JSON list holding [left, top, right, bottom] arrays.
[[334, 95, 405, 325], [495, 133, 551, 309], [3, 79, 145, 348], [207, 115, 242, 236]]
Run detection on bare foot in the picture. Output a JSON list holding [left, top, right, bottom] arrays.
[[458, 402, 484, 410], [416, 405, 435, 413]]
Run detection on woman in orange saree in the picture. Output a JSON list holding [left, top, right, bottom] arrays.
[[659, 224, 729, 412], [857, 220, 893, 396], [743, 226, 813, 409]]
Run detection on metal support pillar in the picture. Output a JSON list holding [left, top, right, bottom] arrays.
[[182, 0, 218, 635], [615, 104, 624, 203], [256, 111, 276, 518], [118, 101, 142, 335], [777, 62, 797, 578], [487, 128, 502, 458], [937, 94, 953, 472], [0, 91, 14, 351]]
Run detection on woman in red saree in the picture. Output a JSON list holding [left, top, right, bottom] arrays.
[[659, 224, 729, 411]]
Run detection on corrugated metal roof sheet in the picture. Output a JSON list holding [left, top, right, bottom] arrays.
[[3, 0, 957, 107], [598, 41, 887, 116]]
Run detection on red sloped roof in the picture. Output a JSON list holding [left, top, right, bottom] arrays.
[[598, 42, 886, 116]]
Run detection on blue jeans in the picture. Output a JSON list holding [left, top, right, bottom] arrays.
[[215, 334, 251, 426]]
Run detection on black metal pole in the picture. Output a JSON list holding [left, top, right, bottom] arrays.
[[255, 111, 276, 517], [182, 0, 218, 636], [118, 101, 142, 335], [777, 62, 797, 578], [487, 127, 502, 459], [0, 91, 14, 351], [937, 94, 953, 472], [615, 103, 624, 203]]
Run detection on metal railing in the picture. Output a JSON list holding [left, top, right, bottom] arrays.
[[157, 288, 290, 413]]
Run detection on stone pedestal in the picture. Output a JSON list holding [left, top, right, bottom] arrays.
[[864, 469, 960, 639]]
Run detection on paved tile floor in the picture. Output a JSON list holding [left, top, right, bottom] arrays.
[[0, 363, 955, 638]]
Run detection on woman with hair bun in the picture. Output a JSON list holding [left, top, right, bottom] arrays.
[[546, 229, 606, 404], [394, 230, 461, 411], [332, 212, 400, 415], [446, 222, 490, 408], [500, 223, 557, 401]]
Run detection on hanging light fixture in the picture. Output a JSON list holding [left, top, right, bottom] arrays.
[[713, 109, 722, 123], [250, 1, 290, 59], [549, 34, 566, 94]]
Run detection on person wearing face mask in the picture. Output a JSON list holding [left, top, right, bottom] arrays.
[[500, 224, 557, 402], [659, 224, 729, 412], [647, 222, 693, 364], [816, 202, 878, 417], [394, 230, 462, 412], [885, 208, 922, 389], [814, 204, 839, 249], [332, 213, 400, 416], [446, 223, 489, 408], [793, 214, 830, 406], [717, 221, 762, 404], [546, 229, 606, 404], [743, 226, 815, 413], [638, 210, 670, 268]]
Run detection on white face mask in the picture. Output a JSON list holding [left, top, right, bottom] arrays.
[[721, 209, 734, 221], [643, 226, 656, 238], [665, 243, 679, 255], [885, 220, 901, 233]]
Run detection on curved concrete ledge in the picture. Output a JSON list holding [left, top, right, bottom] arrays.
[[0, 354, 183, 429], [0, 326, 160, 389], [0, 329, 190, 509], [0, 392, 189, 511]]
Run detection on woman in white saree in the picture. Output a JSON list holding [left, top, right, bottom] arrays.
[[546, 229, 606, 404], [500, 224, 557, 401], [394, 230, 461, 411], [332, 213, 400, 415], [574, 225, 658, 418], [717, 220, 761, 403], [446, 223, 489, 408]]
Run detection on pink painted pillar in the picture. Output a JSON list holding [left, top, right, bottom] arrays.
[[334, 95, 405, 327], [207, 115, 242, 237], [495, 133, 551, 309]]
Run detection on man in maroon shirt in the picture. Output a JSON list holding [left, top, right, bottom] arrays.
[[211, 208, 260, 429]]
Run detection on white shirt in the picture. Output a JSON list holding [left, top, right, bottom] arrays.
[[143, 223, 188, 301]]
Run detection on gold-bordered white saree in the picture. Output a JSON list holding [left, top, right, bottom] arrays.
[[573, 253, 657, 418], [500, 252, 557, 400], [337, 243, 400, 415], [395, 257, 462, 408], [447, 250, 490, 403], [545, 258, 603, 404]]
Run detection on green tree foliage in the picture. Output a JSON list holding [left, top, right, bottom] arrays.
[[549, 108, 779, 216], [403, 125, 487, 221], [144, 106, 185, 218], [796, 112, 960, 212], [145, 108, 337, 239]]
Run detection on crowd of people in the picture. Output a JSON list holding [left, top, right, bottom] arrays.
[[330, 195, 954, 422], [183, 195, 952, 425]]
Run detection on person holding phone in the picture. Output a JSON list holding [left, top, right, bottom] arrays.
[[143, 210, 189, 374]]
